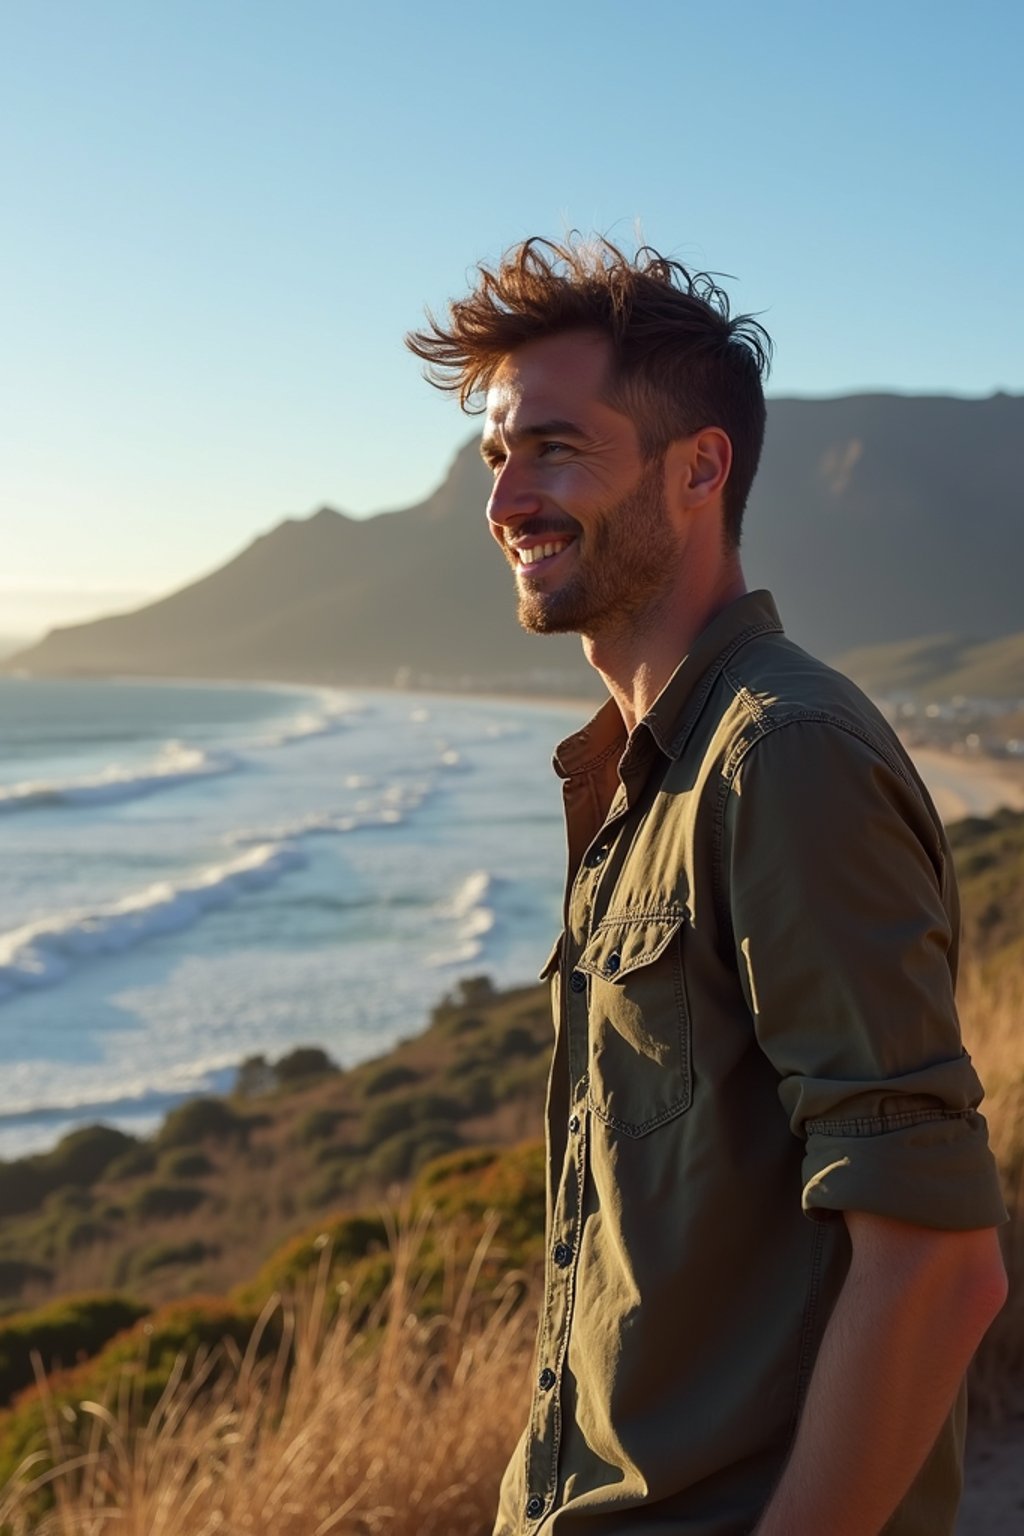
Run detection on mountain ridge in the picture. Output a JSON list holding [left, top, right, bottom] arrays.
[[9, 393, 1024, 696]]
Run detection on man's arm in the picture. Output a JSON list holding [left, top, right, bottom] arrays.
[[754, 1212, 1007, 1536]]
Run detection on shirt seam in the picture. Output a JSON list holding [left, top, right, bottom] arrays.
[[658, 618, 784, 759], [711, 706, 931, 956], [805, 1107, 975, 1137]]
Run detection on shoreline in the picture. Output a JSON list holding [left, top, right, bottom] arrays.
[[1, 679, 1019, 1163], [10, 668, 1020, 820], [906, 744, 1024, 822]]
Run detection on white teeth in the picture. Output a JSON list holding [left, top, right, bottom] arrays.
[[518, 540, 568, 566]]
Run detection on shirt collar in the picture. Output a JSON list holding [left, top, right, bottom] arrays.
[[553, 590, 784, 779]]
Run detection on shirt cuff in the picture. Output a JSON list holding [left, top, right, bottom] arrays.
[[801, 1109, 1009, 1230]]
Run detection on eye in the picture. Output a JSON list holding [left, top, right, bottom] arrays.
[[538, 440, 569, 458]]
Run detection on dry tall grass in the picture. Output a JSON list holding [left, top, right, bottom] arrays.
[[1, 966, 1019, 1531], [0, 1212, 534, 1535], [958, 960, 1024, 1418]]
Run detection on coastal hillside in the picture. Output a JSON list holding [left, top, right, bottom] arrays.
[[8, 393, 1024, 693], [0, 811, 1021, 1527]]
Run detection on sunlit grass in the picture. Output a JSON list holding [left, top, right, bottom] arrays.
[[0, 1211, 534, 1534], [0, 963, 1019, 1531], [959, 961, 1024, 1419]]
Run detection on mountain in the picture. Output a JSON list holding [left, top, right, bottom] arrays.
[[832, 632, 1024, 701], [8, 393, 1023, 695]]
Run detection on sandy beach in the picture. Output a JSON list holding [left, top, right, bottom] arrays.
[[909, 745, 1024, 823]]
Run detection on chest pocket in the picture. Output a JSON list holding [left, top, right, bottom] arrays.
[[576, 912, 692, 1137]]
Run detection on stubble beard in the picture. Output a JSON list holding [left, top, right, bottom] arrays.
[[514, 459, 679, 639]]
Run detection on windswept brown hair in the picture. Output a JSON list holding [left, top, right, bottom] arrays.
[[406, 236, 772, 547]]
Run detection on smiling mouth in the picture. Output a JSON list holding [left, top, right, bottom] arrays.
[[511, 537, 575, 571]]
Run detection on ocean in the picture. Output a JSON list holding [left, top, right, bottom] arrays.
[[0, 677, 588, 1158]]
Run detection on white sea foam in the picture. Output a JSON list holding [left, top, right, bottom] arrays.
[[0, 841, 304, 1001], [0, 690, 366, 817], [225, 778, 434, 847], [254, 692, 364, 749], [428, 870, 498, 967], [0, 1053, 239, 1123], [0, 741, 237, 813]]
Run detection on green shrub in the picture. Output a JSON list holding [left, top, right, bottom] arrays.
[[42, 1186, 94, 1216], [274, 1046, 339, 1084], [160, 1149, 214, 1179], [235, 1054, 276, 1097], [498, 1024, 540, 1057], [414, 1140, 547, 1256], [305, 1164, 362, 1208], [366, 1121, 462, 1185], [494, 1057, 548, 1101], [0, 1162, 49, 1220], [133, 1240, 216, 1278], [106, 1143, 158, 1180], [445, 1070, 496, 1117], [0, 1295, 273, 1491], [294, 1107, 345, 1146], [360, 1063, 421, 1098], [446, 1050, 489, 1078], [131, 1183, 207, 1221], [0, 1128, 140, 1217], [240, 1212, 390, 1301], [362, 1092, 464, 1148], [410, 1092, 464, 1124], [0, 1293, 148, 1404], [39, 1125, 139, 1187], [156, 1098, 249, 1150], [451, 975, 495, 1006], [55, 1217, 109, 1254], [435, 1011, 487, 1038], [361, 1097, 417, 1143]]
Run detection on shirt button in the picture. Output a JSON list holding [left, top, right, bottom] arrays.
[[553, 1240, 573, 1268], [569, 970, 586, 993], [568, 1114, 580, 1133], [584, 844, 608, 868], [526, 1495, 545, 1520], [538, 1367, 557, 1391], [605, 952, 621, 975]]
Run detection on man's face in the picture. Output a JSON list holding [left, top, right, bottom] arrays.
[[481, 332, 680, 638]]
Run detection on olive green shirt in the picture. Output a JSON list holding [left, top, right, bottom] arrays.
[[494, 590, 1006, 1536]]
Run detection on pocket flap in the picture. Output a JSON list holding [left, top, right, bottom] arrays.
[[576, 913, 683, 982], [538, 933, 564, 981]]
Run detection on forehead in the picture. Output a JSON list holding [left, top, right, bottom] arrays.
[[484, 330, 615, 432]]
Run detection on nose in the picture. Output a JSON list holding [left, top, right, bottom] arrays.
[[486, 458, 542, 535]]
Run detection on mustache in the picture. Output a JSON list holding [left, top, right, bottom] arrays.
[[501, 517, 581, 543]]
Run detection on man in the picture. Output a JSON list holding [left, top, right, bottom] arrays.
[[406, 239, 1008, 1535]]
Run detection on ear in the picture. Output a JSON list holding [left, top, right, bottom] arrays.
[[664, 428, 732, 514]]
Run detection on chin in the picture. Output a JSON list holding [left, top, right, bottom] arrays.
[[516, 600, 583, 636]]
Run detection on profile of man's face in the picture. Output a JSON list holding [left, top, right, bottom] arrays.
[[481, 332, 680, 640]]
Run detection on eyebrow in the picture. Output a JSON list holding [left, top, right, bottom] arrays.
[[479, 418, 589, 460]]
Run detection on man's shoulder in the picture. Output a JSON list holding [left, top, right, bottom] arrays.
[[715, 628, 910, 772]]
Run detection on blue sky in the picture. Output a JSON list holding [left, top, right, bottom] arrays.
[[2, 0, 1021, 637]]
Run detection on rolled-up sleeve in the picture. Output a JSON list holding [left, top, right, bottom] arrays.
[[724, 717, 1007, 1231]]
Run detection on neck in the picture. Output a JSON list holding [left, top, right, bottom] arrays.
[[584, 563, 748, 732]]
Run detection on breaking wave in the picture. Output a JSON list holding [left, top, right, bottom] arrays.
[[427, 870, 499, 968], [253, 693, 365, 749], [225, 779, 434, 846], [0, 841, 304, 1001], [0, 741, 238, 814]]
